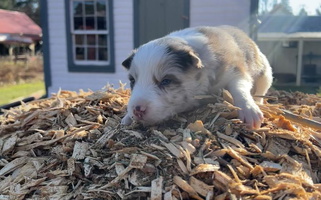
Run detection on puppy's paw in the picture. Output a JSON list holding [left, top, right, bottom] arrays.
[[238, 103, 263, 129], [121, 114, 133, 125]]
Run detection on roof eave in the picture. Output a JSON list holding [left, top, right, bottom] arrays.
[[258, 32, 321, 41]]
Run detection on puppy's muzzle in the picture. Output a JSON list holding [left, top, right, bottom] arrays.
[[130, 98, 150, 121], [133, 105, 147, 119]]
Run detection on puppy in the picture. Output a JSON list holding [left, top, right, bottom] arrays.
[[121, 26, 273, 129]]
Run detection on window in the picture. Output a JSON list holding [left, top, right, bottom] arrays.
[[65, 0, 114, 72]]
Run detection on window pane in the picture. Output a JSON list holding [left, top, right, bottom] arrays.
[[70, 0, 110, 65], [87, 35, 96, 45], [75, 35, 84, 45], [87, 47, 96, 60], [74, 17, 84, 30], [85, 17, 95, 30], [98, 35, 107, 46], [98, 47, 108, 60], [85, 1, 94, 15], [96, 0, 106, 16], [76, 47, 85, 60], [73, 1, 83, 16], [97, 17, 107, 30]]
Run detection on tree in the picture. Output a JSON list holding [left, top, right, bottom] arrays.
[[0, 0, 14, 10], [281, 0, 293, 14], [14, 0, 40, 25], [0, 0, 40, 25], [259, 0, 278, 15], [316, 6, 321, 15], [298, 7, 308, 16], [259, 0, 293, 16]]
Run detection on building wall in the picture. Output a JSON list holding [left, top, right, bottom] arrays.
[[257, 41, 297, 74], [190, 0, 251, 33], [258, 41, 321, 76], [47, 0, 251, 95], [47, 0, 133, 94], [303, 41, 321, 74]]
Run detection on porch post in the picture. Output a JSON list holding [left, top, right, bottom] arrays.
[[249, 0, 259, 42], [29, 43, 36, 56], [9, 46, 14, 56], [296, 39, 303, 86]]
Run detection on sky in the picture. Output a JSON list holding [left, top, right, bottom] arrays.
[[290, 0, 321, 15], [260, 0, 321, 15]]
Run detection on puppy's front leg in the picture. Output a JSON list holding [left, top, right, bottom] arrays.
[[227, 76, 263, 129], [121, 113, 133, 125]]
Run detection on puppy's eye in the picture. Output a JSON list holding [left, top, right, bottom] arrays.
[[129, 76, 135, 89], [159, 79, 172, 87]]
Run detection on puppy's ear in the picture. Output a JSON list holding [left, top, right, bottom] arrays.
[[122, 51, 136, 70], [188, 51, 203, 69], [167, 46, 203, 69]]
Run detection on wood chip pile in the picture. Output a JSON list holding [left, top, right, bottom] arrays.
[[1, 86, 321, 200]]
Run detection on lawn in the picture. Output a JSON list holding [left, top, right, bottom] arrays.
[[273, 85, 320, 94], [0, 81, 45, 105], [0, 56, 44, 106]]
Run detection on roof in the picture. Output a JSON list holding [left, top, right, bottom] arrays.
[[258, 32, 321, 41], [259, 16, 321, 33], [0, 34, 33, 44], [0, 9, 41, 40]]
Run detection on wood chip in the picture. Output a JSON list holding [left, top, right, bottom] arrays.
[[173, 176, 202, 200], [151, 176, 163, 200], [189, 176, 214, 197], [0, 157, 28, 176], [160, 140, 184, 158], [260, 161, 282, 172], [0, 87, 321, 199], [190, 164, 220, 175], [1, 134, 18, 154], [72, 141, 89, 160]]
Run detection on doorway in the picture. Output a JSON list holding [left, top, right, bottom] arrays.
[[133, 0, 190, 48]]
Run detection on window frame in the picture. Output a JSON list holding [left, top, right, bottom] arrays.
[[65, 0, 115, 73]]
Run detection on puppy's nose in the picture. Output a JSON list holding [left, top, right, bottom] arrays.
[[135, 105, 142, 111], [133, 105, 147, 119]]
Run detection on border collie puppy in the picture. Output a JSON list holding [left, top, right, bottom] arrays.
[[121, 26, 273, 129]]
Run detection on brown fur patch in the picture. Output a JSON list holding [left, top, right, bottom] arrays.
[[162, 39, 203, 71], [197, 26, 262, 76]]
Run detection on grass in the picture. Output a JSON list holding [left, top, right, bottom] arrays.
[[273, 85, 320, 94], [0, 55, 44, 106], [0, 81, 45, 105]]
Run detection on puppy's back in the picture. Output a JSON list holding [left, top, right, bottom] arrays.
[[198, 26, 265, 73]]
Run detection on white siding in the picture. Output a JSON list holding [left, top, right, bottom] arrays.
[[47, 0, 252, 95], [190, 0, 251, 33], [258, 41, 321, 75], [47, 0, 133, 95]]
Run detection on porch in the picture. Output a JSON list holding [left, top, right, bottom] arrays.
[[258, 32, 321, 87]]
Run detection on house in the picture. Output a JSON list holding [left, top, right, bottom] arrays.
[[40, 0, 259, 95], [0, 9, 42, 57], [257, 16, 321, 86]]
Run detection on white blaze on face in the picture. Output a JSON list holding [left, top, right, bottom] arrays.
[[126, 42, 175, 125]]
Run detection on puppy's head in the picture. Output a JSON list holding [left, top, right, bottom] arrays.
[[122, 37, 206, 125]]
